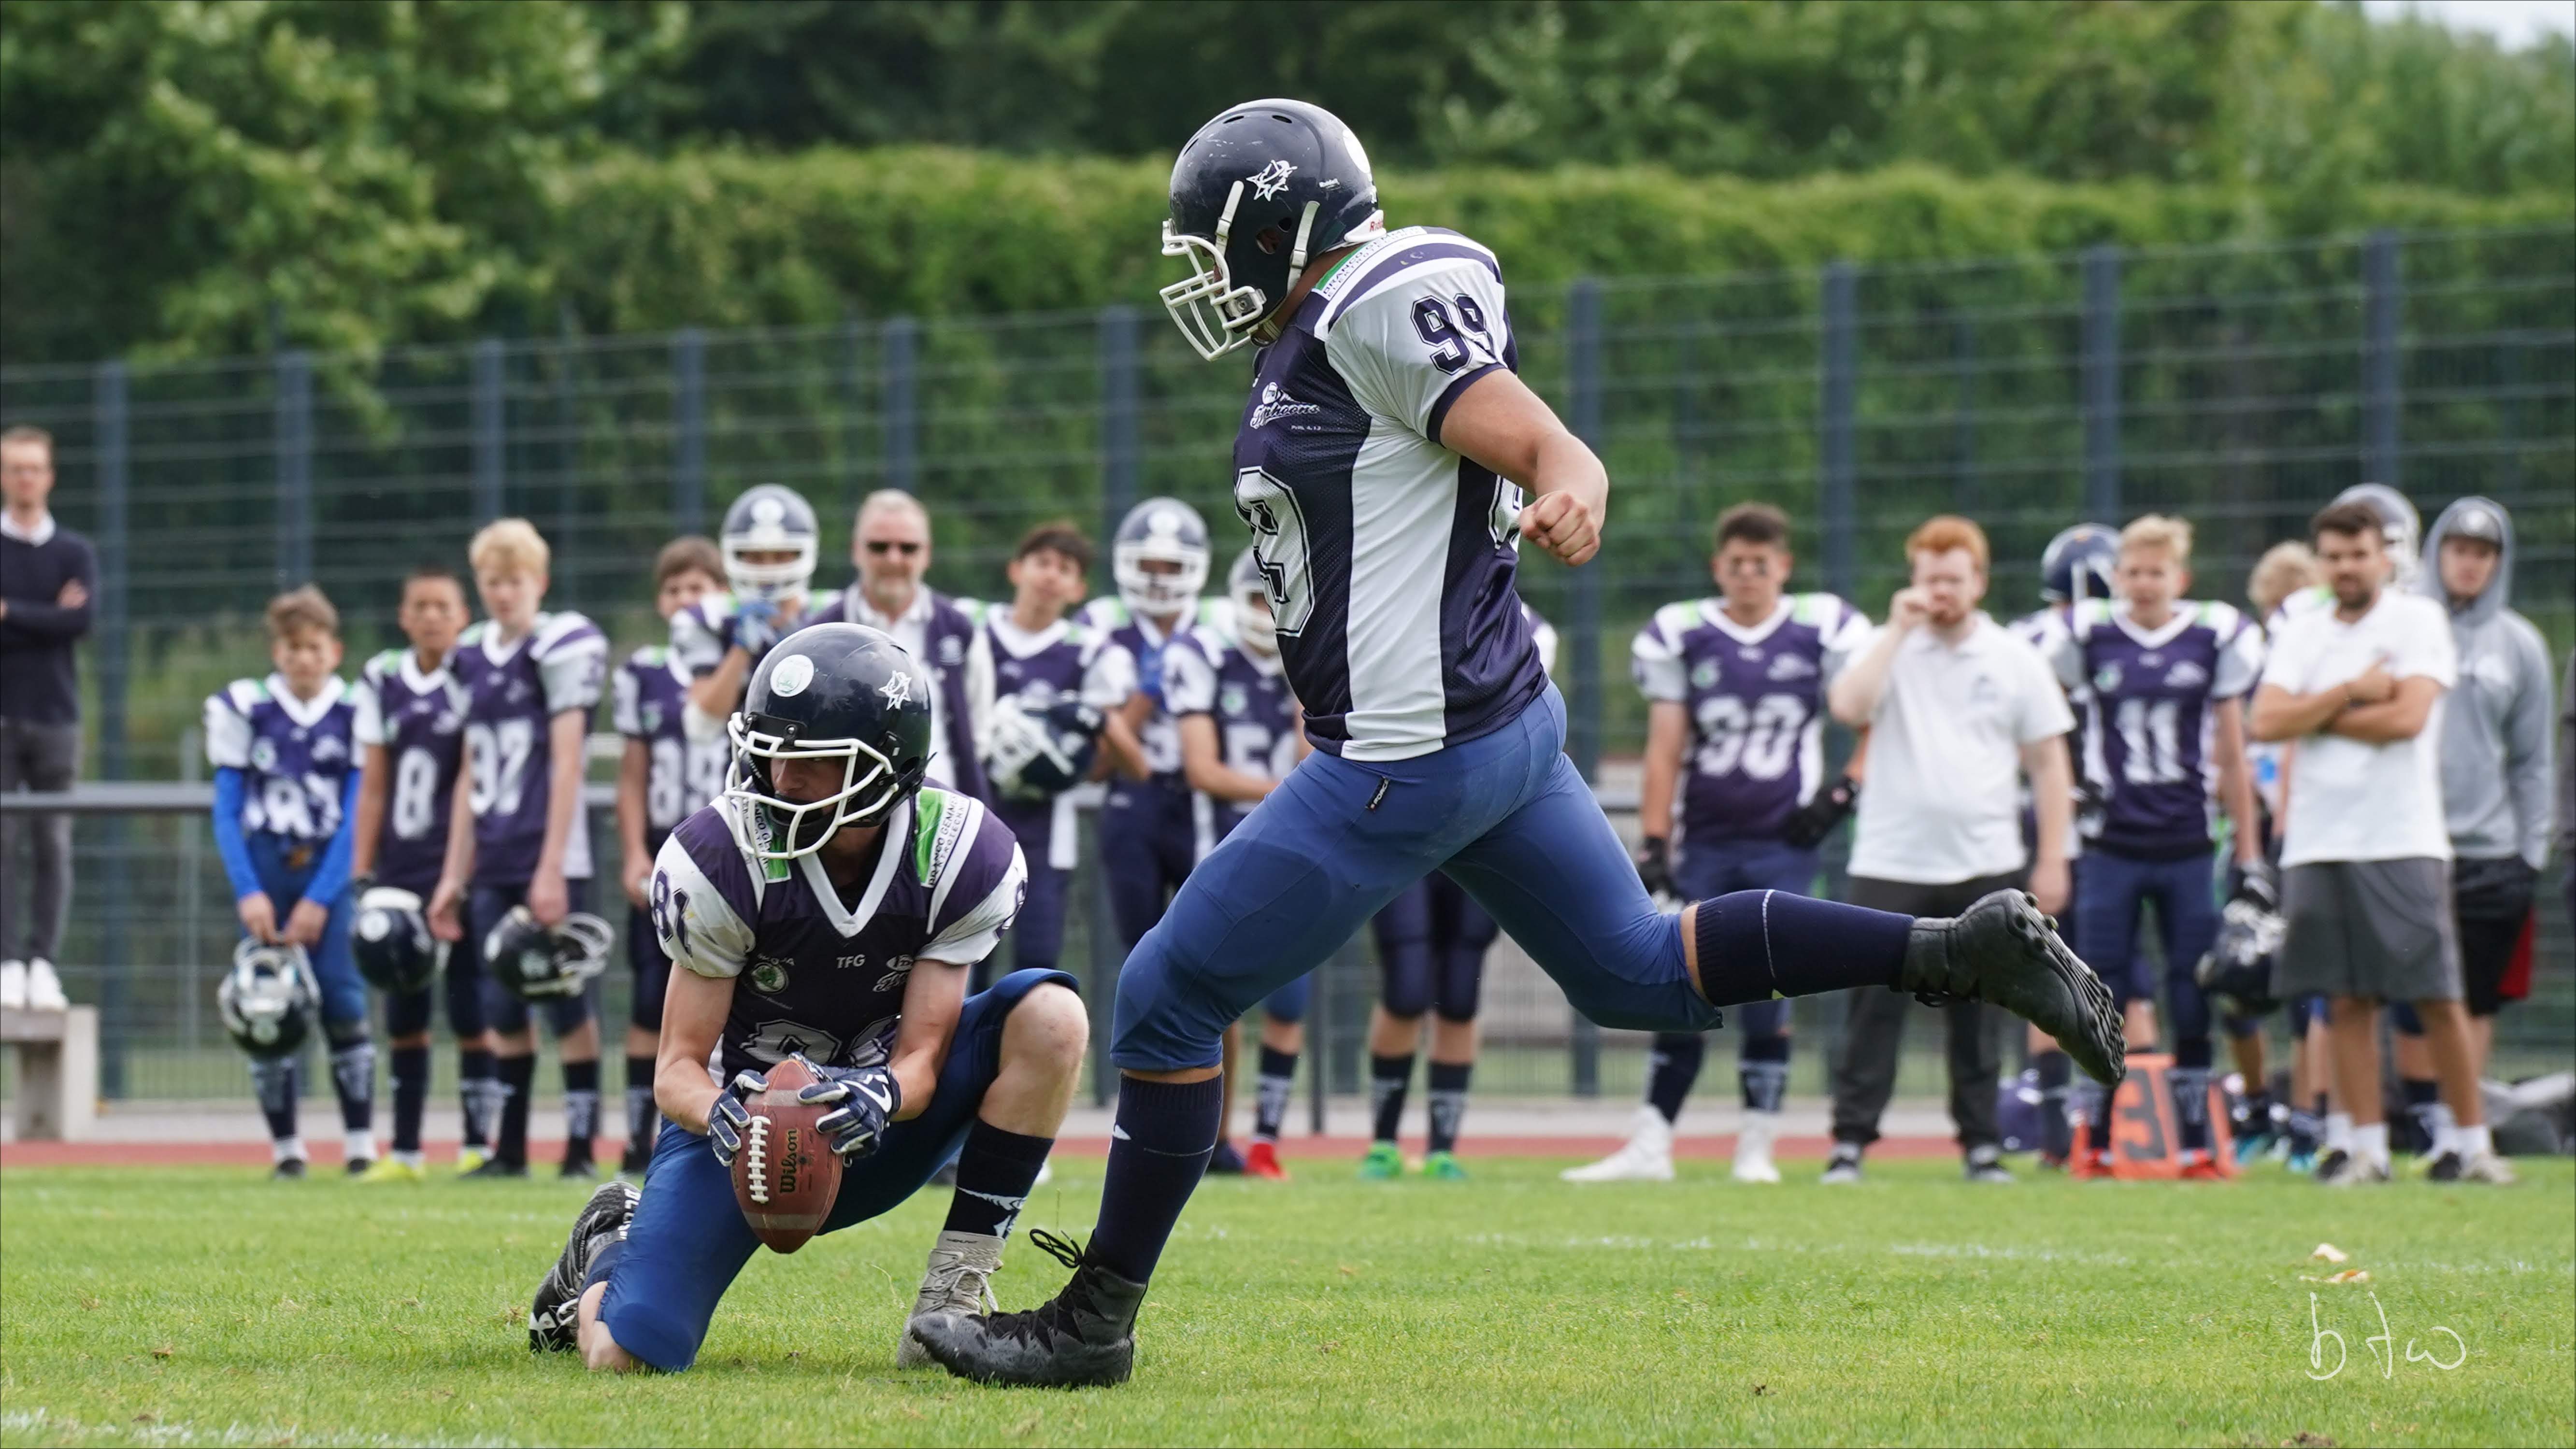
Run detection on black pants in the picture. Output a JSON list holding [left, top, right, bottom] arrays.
[[0, 718, 79, 963], [1828, 870, 2024, 1150]]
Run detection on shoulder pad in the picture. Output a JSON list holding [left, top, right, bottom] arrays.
[[366, 649, 403, 679], [531, 611, 601, 654], [1790, 593, 1836, 625], [458, 621, 489, 647], [1084, 597, 1130, 629], [1649, 600, 1705, 639], [628, 644, 668, 668], [226, 678, 269, 710]]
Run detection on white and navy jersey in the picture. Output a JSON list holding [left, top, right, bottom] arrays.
[[204, 674, 358, 845], [453, 612, 608, 886], [614, 645, 729, 852], [1164, 626, 1301, 832], [1233, 225, 1548, 762], [2046, 599, 2265, 858], [1083, 596, 1234, 781], [647, 788, 1025, 1083], [351, 649, 467, 894], [984, 611, 1129, 724], [1632, 594, 1869, 843]]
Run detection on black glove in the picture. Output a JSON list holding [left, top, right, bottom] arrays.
[[707, 1068, 768, 1167], [796, 1055, 902, 1163], [2229, 857, 2280, 914], [1634, 836, 1675, 902], [1779, 774, 1859, 850]]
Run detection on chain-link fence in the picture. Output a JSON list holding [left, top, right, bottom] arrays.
[[2, 225, 2570, 1110]]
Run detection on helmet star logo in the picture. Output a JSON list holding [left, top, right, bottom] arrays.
[[879, 672, 915, 708], [1247, 160, 1298, 200]]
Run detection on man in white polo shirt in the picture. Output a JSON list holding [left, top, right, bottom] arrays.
[[2251, 498, 2511, 1186], [1824, 515, 2080, 1183]]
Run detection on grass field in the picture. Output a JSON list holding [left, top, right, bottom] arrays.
[[2, 1155, 2570, 1448]]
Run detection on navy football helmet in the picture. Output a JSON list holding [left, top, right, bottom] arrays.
[[986, 696, 1105, 802], [721, 484, 820, 607], [351, 885, 440, 994], [218, 939, 321, 1059], [1161, 98, 1386, 359], [2332, 482, 2422, 586], [1114, 498, 1212, 617], [2041, 523, 2120, 604], [484, 906, 615, 1002], [724, 623, 935, 857], [1227, 546, 1278, 656]]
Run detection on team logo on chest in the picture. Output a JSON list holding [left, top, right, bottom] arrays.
[[874, 955, 916, 992], [1690, 660, 1720, 689], [2093, 664, 2125, 694], [2163, 661, 2208, 689], [1249, 383, 1321, 429], [250, 737, 279, 771], [641, 700, 664, 734], [1767, 653, 1816, 681], [1220, 683, 1249, 717], [747, 955, 793, 995]]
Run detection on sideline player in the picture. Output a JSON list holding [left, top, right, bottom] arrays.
[[1360, 600, 1552, 1181], [2043, 515, 2266, 1178], [803, 490, 992, 802], [674, 484, 819, 733], [1566, 503, 1867, 1184], [206, 587, 374, 1176], [1170, 549, 1312, 1179], [523, 624, 1087, 1374], [349, 565, 486, 1179], [613, 537, 731, 1174], [915, 99, 2122, 1388], [427, 519, 612, 1178], [979, 521, 1123, 983]]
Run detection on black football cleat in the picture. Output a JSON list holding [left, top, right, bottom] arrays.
[[530, 1179, 639, 1352], [619, 1142, 654, 1178], [272, 1156, 308, 1181], [1899, 890, 2124, 1086], [910, 1230, 1146, 1388], [464, 1156, 530, 1180]]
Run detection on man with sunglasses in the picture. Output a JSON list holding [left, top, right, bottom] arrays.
[[802, 490, 993, 803]]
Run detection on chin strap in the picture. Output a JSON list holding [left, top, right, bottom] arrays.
[[1287, 200, 1321, 273]]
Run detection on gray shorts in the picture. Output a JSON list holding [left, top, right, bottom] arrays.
[[2278, 858, 2462, 1003]]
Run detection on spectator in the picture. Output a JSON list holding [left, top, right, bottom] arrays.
[[1822, 515, 2077, 1184], [0, 425, 93, 1013], [802, 490, 994, 801], [2416, 499, 2554, 1083], [2250, 500, 2509, 1185]]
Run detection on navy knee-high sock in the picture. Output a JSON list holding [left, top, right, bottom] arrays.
[[391, 1045, 431, 1156], [1738, 1033, 1790, 1114], [1088, 1077, 1222, 1286], [1369, 1053, 1414, 1144], [2032, 1049, 2073, 1160], [496, 1055, 536, 1166], [1691, 891, 1909, 1005], [1645, 1033, 1705, 1123]]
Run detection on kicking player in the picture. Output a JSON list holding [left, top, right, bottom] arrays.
[[1361, 600, 1553, 1182], [1566, 503, 1868, 1185], [427, 518, 612, 1179], [349, 565, 486, 1179], [613, 537, 732, 1174], [524, 624, 1087, 1374], [980, 521, 1123, 983], [914, 99, 2121, 1388], [1086, 497, 1244, 1168], [2043, 515, 2267, 1178], [206, 587, 374, 1177], [1170, 548, 1312, 1180], [673, 484, 819, 733]]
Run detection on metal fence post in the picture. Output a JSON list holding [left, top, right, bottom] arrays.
[[1098, 305, 1140, 539], [472, 338, 505, 524], [882, 317, 918, 495], [2082, 245, 2122, 522], [2362, 230, 2403, 487], [93, 362, 128, 781], [555, 322, 580, 594], [672, 329, 706, 532], [1820, 262, 1857, 600], [274, 350, 313, 588]]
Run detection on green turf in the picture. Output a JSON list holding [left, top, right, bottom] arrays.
[[2, 1156, 2570, 1448]]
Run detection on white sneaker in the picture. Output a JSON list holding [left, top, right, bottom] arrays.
[[24, 958, 68, 1011], [896, 1229, 1002, 1368], [1731, 1112, 1782, 1183], [2454, 1151, 2519, 1185], [0, 960, 25, 1011], [1561, 1107, 1676, 1182], [1034, 1157, 1054, 1187]]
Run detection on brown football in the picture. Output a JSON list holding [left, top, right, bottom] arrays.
[[728, 1055, 843, 1254]]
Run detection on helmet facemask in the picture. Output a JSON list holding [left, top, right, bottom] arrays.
[[1159, 184, 1327, 361], [725, 709, 915, 859], [724, 536, 817, 607]]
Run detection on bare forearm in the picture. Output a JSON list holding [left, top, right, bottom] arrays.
[[352, 745, 391, 880], [2028, 740, 2073, 867], [1639, 705, 1685, 842], [653, 1050, 720, 1133], [688, 652, 749, 722], [2249, 684, 2348, 743], [535, 711, 586, 875], [1187, 759, 1274, 805], [436, 778, 476, 887], [1829, 632, 1904, 726], [616, 743, 649, 863], [2212, 704, 2261, 864], [2327, 700, 2429, 743]]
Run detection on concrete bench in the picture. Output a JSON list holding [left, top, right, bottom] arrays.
[[1, 1006, 98, 1141]]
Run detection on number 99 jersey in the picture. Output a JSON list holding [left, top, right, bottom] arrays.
[[350, 648, 468, 895], [1631, 594, 1870, 843], [1230, 226, 1547, 764]]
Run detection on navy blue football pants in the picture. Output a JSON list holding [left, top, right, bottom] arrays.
[[598, 967, 1077, 1371], [1114, 688, 1723, 1072], [992, 797, 1070, 986], [2075, 847, 2218, 1052], [1370, 872, 1498, 1023], [243, 834, 367, 1029], [465, 879, 598, 1037]]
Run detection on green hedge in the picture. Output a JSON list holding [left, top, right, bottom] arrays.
[[546, 147, 2572, 333]]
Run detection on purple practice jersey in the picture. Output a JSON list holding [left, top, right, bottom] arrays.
[[2047, 599, 2264, 857], [452, 612, 608, 886], [1163, 625, 1301, 833], [1631, 594, 1868, 842], [987, 610, 1126, 721], [613, 645, 730, 852], [1083, 596, 1234, 781], [646, 787, 1027, 1082], [203, 674, 359, 845], [351, 649, 467, 894]]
